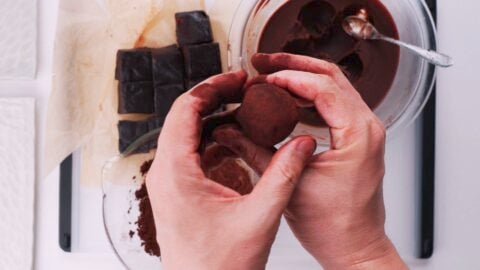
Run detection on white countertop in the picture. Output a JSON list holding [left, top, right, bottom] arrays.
[[0, 0, 479, 269]]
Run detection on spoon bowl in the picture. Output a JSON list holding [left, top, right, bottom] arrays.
[[342, 16, 379, 40]]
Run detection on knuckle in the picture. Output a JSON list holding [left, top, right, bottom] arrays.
[[171, 92, 190, 109], [275, 53, 292, 65], [324, 61, 341, 75], [316, 74, 336, 87], [276, 165, 298, 188], [368, 117, 386, 143], [179, 90, 210, 111]]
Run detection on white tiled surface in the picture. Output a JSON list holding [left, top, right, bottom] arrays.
[[0, 0, 122, 268], [0, 0, 36, 79], [0, 0, 479, 269], [0, 99, 35, 270]]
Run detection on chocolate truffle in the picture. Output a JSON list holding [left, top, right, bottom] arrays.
[[182, 43, 222, 86], [118, 81, 154, 114], [115, 48, 152, 82], [235, 84, 299, 147], [151, 45, 184, 85], [154, 83, 185, 118], [175, 11, 213, 46]]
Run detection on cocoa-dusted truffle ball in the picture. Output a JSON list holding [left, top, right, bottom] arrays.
[[235, 83, 299, 147]]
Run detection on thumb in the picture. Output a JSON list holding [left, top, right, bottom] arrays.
[[250, 136, 316, 213]]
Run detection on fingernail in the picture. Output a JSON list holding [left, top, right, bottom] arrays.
[[295, 137, 316, 156]]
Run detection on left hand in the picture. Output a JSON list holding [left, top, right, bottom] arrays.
[[146, 70, 317, 270]]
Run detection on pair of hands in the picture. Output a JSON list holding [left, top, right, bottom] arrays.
[[146, 53, 407, 269]]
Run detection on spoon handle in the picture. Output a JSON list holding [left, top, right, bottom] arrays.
[[378, 35, 453, 67]]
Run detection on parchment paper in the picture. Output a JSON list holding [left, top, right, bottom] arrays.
[[44, 0, 242, 186]]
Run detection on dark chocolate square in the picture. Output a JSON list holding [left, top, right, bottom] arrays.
[[182, 43, 222, 82], [115, 48, 152, 82], [175, 11, 213, 46], [146, 117, 165, 151], [154, 83, 185, 118], [118, 120, 150, 154], [147, 116, 165, 131], [118, 81, 155, 114], [149, 139, 158, 151], [152, 45, 184, 85]]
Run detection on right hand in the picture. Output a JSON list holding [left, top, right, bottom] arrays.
[[213, 53, 407, 269]]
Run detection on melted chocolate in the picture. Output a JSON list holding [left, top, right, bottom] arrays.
[[258, 0, 399, 126]]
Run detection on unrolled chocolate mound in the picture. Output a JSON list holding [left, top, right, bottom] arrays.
[[201, 144, 253, 195], [235, 83, 299, 147]]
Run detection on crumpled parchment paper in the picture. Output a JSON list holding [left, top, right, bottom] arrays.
[[44, 0, 242, 186]]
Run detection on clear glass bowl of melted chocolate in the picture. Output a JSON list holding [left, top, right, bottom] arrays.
[[228, 0, 437, 144]]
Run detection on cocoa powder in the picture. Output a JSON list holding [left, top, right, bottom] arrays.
[[134, 160, 160, 257]]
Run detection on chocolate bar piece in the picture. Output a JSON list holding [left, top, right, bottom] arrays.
[[118, 120, 150, 154], [147, 116, 165, 131], [183, 43, 222, 84], [152, 45, 184, 85], [154, 83, 185, 118], [146, 117, 166, 150], [115, 48, 152, 82], [118, 81, 154, 114], [175, 11, 213, 46]]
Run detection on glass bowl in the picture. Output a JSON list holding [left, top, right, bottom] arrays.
[[102, 130, 162, 270], [102, 128, 258, 269], [228, 0, 437, 144]]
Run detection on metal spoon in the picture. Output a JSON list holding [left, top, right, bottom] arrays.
[[342, 16, 453, 67]]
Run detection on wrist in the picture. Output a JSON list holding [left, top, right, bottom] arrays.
[[315, 234, 407, 270], [160, 244, 267, 270], [162, 256, 266, 270]]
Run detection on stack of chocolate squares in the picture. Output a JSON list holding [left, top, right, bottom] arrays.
[[115, 11, 222, 154]]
